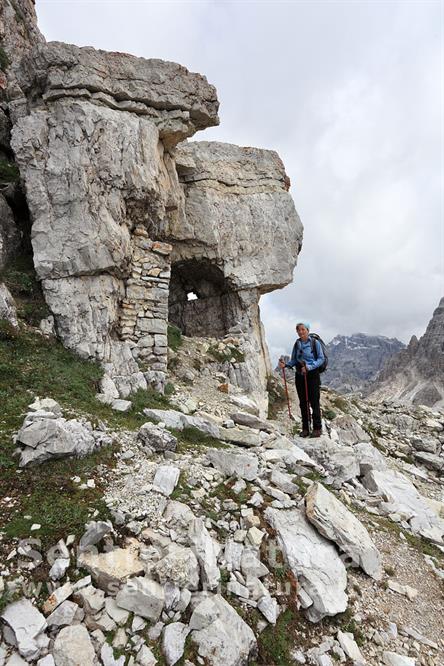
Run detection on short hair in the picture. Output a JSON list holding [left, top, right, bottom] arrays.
[[296, 322, 310, 331]]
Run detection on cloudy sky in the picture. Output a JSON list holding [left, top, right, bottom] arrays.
[[36, 0, 443, 361]]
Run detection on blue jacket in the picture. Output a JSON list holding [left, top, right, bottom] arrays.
[[286, 336, 325, 373]]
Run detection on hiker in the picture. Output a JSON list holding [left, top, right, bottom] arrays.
[[278, 322, 324, 437]]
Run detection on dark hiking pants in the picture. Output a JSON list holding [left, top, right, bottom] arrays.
[[295, 369, 321, 431]]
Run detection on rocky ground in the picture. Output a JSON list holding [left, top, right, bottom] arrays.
[[0, 333, 443, 666]]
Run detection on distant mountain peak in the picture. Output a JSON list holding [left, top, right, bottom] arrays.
[[323, 332, 405, 394], [368, 297, 444, 408]]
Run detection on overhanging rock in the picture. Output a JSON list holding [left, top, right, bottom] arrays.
[[11, 40, 302, 409]]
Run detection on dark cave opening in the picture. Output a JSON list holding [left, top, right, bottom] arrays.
[[168, 258, 241, 338]]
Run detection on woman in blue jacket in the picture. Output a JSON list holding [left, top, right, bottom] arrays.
[[279, 322, 324, 437]]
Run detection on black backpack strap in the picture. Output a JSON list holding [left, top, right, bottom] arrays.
[[310, 335, 318, 360]]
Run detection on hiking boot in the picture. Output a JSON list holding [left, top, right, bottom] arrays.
[[299, 430, 310, 438], [310, 429, 322, 438]]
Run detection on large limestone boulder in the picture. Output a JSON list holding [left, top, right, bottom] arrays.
[[173, 141, 301, 291], [18, 41, 219, 142], [1, 598, 47, 661], [190, 594, 257, 665], [264, 507, 348, 622], [16, 412, 97, 467], [305, 482, 383, 579], [52, 624, 95, 666], [0, 282, 18, 327], [362, 469, 444, 543], [172, 141, 303, 414], [11, 42, 219, 396]]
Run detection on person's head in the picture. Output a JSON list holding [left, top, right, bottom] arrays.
[[296, 322, 310, 341]]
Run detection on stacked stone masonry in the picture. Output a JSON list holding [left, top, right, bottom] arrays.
[[120, 227, 172, 376]]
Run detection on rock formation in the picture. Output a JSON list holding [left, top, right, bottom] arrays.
[[324, 333, 405, 394], [1, 1, 302, 415], [368, 297, 444, 408]]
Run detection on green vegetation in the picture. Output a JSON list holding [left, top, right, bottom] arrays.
[[209, 479, 252, 505], [253, 608, 298, 665], [362, 421, 387, 452], [2, 446, 115, 548], [1, 256, 39, 296], [0, 158, 19, 183], [170, 471, 193, 501], [0, 47, 9, 71], [0, 318, 18, 341], [336, 608, 366, 646], [0, 326, 176, 545], [164, 381, 175, 396], [331, 395, 350, 414], [323, 408, 337, 421], [169, 425, 229, 454], [208, 343, 245, 364], [167, 323, 182, 352], [1, 255, 50, 327]]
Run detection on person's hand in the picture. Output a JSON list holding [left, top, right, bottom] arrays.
[[278, 358, 286, 369], [301, 362, 307, 374]]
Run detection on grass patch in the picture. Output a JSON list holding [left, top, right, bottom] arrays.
[[372, 515, 444, 561], [2, 446, 116, 549], [169, 426, 229, 453], [0, 325, 178, 548], [170, 471, 193, 501], [167, 324, 182, 352], [0, 318, 18, 341], [323, 408, 337, 420], [335, 608, 366, 646], [208, 344, 245, 364], [1, 255, 40, 298], [1, 254, 50, 327], [0, 46, 10, 71], [210, 479, 251, 505], [0, 158, 19, 183], [254, 608, 298, 665], [164, 382, 175, 396], [331, 395, 350, 414]]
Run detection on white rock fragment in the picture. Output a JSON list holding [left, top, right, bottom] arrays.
[[53, 625, 95, 666], [387, 580, 418, 601], [162, 622, 189, 665], [152, 465, 180, 496], [305, 482, 382, 579], [49, 557, 70, 580], [265, 507, 348, 622], [188, 518, 221, 590], [257, 595, 279, 624], [101, 642, 126, 666], [337, 630, 364, 662], [383, 652, 416, 666], [1, 599, 47, 661], [190, 593, 256, 664], [206, 449, 259, 481], [78, 520, 114, 552], [116, 577, 165, 621]]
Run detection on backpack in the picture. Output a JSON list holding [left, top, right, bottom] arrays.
[[297, 333, 328, 373]]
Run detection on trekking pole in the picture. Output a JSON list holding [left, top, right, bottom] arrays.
[[281, 365, 294, 420], [303, 367, 311, 434]]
